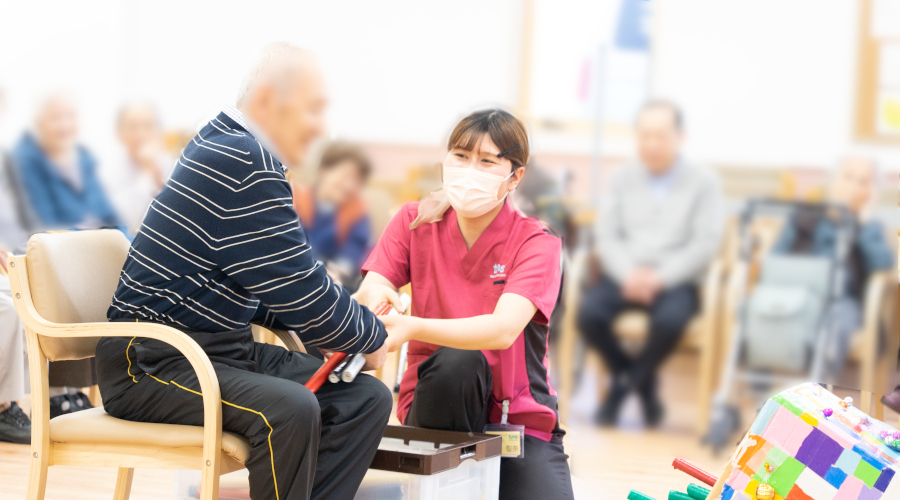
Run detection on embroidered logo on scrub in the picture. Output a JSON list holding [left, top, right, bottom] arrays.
[[491, 263, 506, 279]]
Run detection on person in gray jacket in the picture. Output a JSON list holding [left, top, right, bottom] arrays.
[[578, 101, 724, 427]]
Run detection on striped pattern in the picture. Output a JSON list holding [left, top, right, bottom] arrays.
[[107, 109, 385, 354]]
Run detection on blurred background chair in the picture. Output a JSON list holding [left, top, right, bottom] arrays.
[[8, 230, 301, 500]]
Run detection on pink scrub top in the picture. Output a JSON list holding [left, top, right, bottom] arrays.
[[362, 200, 563, 441]]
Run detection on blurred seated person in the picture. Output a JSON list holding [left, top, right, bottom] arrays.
[[513, 162, 571, 242], [12, 92, 120, 231], [0, 252, 28, 444], [291, 141, 372, 291], [10, 92, 113, 417], [0, 87, 31, 443], [104, 102, 173, 234], [772, 156, 893, 381], [577, 101, 724, 427]]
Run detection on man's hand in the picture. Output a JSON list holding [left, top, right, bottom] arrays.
[[622, 267, 663, 305], [321, 344, 387, 371], [636, 269, 663, 304], [352, 284, 403, 312], [409, 189, 451, 230], [362, 343, 388, 370], [381, 314, 418, 352], [621, 268, 646, 302]]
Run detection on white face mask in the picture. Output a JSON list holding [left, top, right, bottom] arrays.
[[443, 165, 515, 218]]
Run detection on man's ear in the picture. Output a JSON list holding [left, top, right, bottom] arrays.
[[248, 84, 275, 117]]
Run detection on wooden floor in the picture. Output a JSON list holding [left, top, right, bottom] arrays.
[[1, 353, 896, 499]]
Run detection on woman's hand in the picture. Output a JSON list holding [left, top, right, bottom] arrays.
[[352, 284, 403, 312], [381, 314, 419, 352], [409, 189, 451, 230]]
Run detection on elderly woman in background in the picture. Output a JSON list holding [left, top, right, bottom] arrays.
[[12, 92, 120, 231], [291, 141, 372, 291], [10, 92, 120, 419]]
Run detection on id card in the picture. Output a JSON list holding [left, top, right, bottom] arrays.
[[484, 423, 525, 459]]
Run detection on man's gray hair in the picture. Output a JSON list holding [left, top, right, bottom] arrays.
[[236, 42, 311, 109]]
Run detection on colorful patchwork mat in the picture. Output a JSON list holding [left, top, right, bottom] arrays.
[[710, 383, 900, 500]]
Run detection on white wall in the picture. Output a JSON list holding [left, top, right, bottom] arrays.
[[0, 0, 522, 154], [651, 0, 900, 170], [1, 0, 896, 172]]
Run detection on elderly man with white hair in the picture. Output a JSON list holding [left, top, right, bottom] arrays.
[[96, 43, 393, 500]]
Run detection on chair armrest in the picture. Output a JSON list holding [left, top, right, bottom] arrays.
[[7, 255, 223, 480], [270, 328, 305, 353]]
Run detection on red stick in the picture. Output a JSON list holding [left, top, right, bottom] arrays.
[[304, 352, 348, 393], [303, 301, 394, 393], [672, 458, 717, 487]]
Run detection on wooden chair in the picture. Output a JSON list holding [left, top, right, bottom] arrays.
[[8, 229, 301, 500], [556, 249, 726, 434]]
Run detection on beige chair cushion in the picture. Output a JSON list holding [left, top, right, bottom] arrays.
[[50, 407, 250, 464], [613, 311, 702, 348], [26, 230, 131, 361]]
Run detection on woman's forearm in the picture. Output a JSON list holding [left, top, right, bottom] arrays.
[[405, 293, 538, 350], [409, 314, 520, 350]]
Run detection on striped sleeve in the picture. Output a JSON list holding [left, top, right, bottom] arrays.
[[213, 141, 386, 354]]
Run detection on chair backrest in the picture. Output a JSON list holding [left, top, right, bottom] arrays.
[[24, 230, 131, 361]]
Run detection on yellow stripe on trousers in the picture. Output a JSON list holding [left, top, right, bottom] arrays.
[[125, 338, 280, 500]]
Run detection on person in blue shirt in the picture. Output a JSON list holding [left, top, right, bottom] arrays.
[[772, 155, 894, 380], [10, 92, 121, 421], [291, 141, 372, 291], [12, 93, 120, 231]]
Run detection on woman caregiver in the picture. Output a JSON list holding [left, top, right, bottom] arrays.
[[355, 109, 575, 500]]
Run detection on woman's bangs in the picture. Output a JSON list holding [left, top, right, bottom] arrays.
[[449, 128, 489, 153]]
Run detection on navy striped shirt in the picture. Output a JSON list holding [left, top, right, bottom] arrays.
[[107, 109, 386, 354]]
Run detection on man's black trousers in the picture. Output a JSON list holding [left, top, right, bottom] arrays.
[[577, 275, 699, 390], [96, 326, 392, 500]]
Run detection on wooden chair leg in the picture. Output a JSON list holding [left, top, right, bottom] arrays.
[[26, 455, 48, 500], [87, 385, 102, 407], [113, 467, 134, 500], [199, 469, 220, 500]]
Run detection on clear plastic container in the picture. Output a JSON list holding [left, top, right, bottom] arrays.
[[174, 426, 502, 500], [355, 455, 501, 500], [175, 458, 500, 500]]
